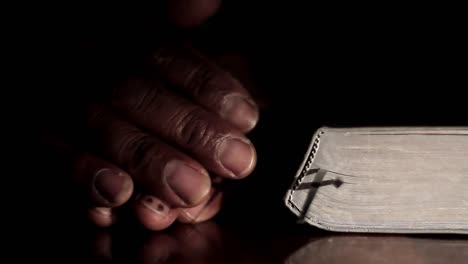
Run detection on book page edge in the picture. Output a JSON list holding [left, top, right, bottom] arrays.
[[284, 126, 328, 217]]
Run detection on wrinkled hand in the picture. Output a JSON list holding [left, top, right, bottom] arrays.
[[82, 45, 258, 230], [47, 0, 259, 230]]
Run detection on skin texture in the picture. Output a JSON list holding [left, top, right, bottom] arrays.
[[55, 0, 260, 230]]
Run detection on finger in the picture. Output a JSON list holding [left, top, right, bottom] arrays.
[[167, 0, 221, 28], [111, 79, 256, 179], [153, 46, 259, 132], [178, 188, 223, 223], [74, 153, 134, 207], [87, 107, 211, 207], [212, 53, 272, 110], [134, 195, 179, 231], [88, 207, 117, 227]]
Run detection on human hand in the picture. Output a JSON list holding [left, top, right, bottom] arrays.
[[45, 0, 259, 231]]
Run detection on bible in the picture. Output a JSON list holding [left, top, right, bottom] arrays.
[[284, 127, 468, 234]]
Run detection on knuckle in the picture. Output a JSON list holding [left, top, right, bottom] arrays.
[[128, 135, 157, 176], [114, 128, 154, 174], [171, 108, 218, 151], [133, 86, 161, 116], [112, 79, 162, 115], [113, 127, 138, 164], [154, 46, 235, 101], [184, 64, 218, 97]]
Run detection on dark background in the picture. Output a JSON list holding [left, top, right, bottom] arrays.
[[12, 1, 467, 262]]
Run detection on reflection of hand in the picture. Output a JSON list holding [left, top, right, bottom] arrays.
[[94, 222, 226, 263], [44, 0, 259, 231]]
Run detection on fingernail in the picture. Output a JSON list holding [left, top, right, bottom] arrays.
[[164, 160, 211, 206], [94, 169, 126, 204], [182, 205, 205, 222], [222, 94, 259, 132], [217, 137, 256, 178], [139, 196, 169, 217], [181, 189, 215, 221], [93, 207, 112, 216], [180, 190, 223, 223]]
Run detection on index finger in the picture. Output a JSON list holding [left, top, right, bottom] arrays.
[[152, 46, 259, 132]]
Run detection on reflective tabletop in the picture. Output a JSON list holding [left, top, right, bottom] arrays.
[[50, 219, 467, 264]]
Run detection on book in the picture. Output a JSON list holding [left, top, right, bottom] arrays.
[[284, 127, 468, 234]]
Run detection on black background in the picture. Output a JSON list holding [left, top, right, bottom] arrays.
[[10, 1, 467, 261]]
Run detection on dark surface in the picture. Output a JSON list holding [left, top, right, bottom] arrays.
[[41, 219, 468, 264]]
